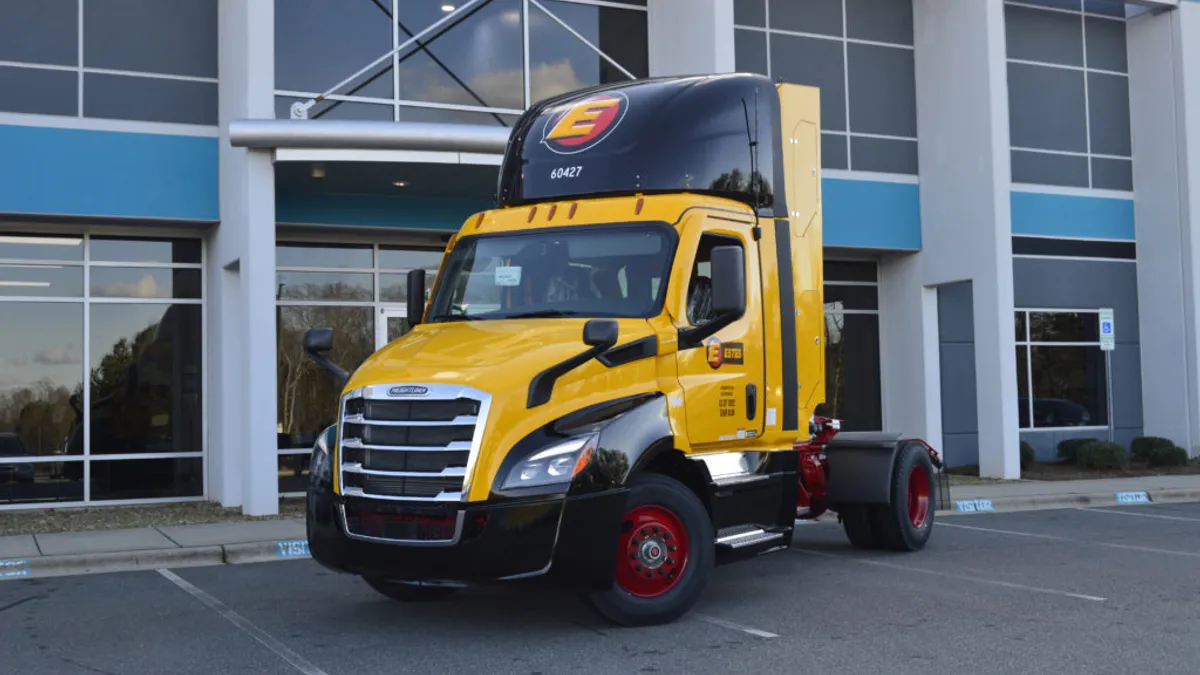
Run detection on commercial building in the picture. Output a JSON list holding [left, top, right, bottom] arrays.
[[0, 0, 1196, 513]]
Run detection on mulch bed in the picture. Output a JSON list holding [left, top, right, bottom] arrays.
[[946, 460, 1200, 482], [0, 498, 307, 537]]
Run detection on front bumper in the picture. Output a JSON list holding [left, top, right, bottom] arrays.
[[306, 483, 628, 589]]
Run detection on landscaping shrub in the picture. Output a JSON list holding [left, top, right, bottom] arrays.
[[1077, 441, 1128, 470], [1132, 436, 1176, 462], [1147, 444, 1189, 468], [1020, 440, 1036, 470], [1057, 437, 1101, 463]]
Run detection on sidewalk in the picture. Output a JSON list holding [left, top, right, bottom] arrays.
[[3, 473, 1200, 582]]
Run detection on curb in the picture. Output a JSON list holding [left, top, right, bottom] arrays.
[[937, 487, 1200, 516], [0, 539, 313, 582]]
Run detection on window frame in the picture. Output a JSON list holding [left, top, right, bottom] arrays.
[[1014, 306, 1111, 431]]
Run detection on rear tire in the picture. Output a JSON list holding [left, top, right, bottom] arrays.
[[871, 442, 936, 552], [363, 577, 460, 602], [839, 504, 883, 550], [584, 472, 714, 627]]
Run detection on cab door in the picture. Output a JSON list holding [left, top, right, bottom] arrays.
[[673, 216, 766, 452]]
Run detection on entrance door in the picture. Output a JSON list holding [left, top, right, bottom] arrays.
[[376, 306, 410, 350]]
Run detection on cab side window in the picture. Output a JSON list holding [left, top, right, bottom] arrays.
[[686, 233, 743, 326]]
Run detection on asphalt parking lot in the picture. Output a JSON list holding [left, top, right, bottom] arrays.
[[5, 502, 1200, 675]]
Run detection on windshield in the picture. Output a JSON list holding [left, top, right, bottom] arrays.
[[427, 224, 676, 322]]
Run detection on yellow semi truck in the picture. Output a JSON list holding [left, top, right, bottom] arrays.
[[301, 73, 944, 627]]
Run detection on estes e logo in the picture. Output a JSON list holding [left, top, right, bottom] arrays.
[[541, 92, 628, 155], [705, 337, 745, 370]]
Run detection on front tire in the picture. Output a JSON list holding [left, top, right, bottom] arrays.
[[362, 577, 461, 602], [584, 473, 714, 627]]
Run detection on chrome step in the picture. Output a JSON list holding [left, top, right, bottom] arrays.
[[715, 525, 786, 549]]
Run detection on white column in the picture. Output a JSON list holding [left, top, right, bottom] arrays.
[[896, 0, 1020, 478], [1127, 3, 1200, 456], [879, 254, 943, 451], [213, 0, 279, 514], [647, 0, 735, 76]]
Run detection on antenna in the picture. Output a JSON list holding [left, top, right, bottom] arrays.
[[741, 91, 761, 209]]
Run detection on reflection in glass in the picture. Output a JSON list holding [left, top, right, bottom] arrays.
[[275, 96, 396, 121], [528, 0, 648, 101], [90, 457, 203, 500], [276, 306, 374, 451], [88, 304, 203, 454], [378, 247, 444, 271], [276, 271, 373, 302], [394, 0, 525, 110], [0, 264, 83, 297], [90, 237, 202, 264], [0, 302, 83, 457], [90, 268, 202, 299], [821, 311, 882, 431], [0, 459, 84, 505], [276, 242, 373, 269], [274, 0, 393, 96], [1029, 345, 1107, 427], [1017, 346, 1030, 428], [279, 452, 310, 494], [1028, 311, 1097, 343], [0, 233, 84, 261], [824, 284, 878, 310], [1016, 311, 1027, 342], [380, 270, 440, 302]]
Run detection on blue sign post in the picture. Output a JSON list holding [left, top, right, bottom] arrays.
[[1099, 309, 1114, 443]]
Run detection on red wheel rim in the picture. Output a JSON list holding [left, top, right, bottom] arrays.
[[907, 464, 931, 528], [614, 505, 690, 598]]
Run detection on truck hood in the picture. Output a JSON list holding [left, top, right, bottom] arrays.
[[345, 318, 656, 391]]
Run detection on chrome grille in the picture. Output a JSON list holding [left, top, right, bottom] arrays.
[[337, 383, 491, 503]]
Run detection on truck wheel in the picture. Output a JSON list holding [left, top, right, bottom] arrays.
[[362, 577, 460, 602], [872, 441, 936, 552], [584, 472, 714, 627], [839, 504, 883, 549]]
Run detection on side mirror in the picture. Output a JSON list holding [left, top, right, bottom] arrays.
[[407, 269, 427, 327], [303, 327, 349, 389], [583, 318, 619, 348], [710, 245, 746, 316]]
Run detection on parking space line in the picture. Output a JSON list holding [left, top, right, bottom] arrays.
[[693, 613, 780, 639], [1076, 507, 1200, 523], [941, 520, 1200, 560], [791, 548, 1106, 602], [157, 569, 330, 675]]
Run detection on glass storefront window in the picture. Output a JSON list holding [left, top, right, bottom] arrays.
[[274, 0, 648, 121], [820, 260, 882, 432], [0, 232, 203, 506], [275, 240, 446, 494], [1015, 309, 1108, 429]]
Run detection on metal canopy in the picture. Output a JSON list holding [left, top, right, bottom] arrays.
[[228, 119, 511, 154]]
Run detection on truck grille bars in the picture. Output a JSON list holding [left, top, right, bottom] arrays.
[[337, 384, 492, 503]]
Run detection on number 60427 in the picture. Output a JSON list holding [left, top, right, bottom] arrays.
[[550, 166, 583, 179]]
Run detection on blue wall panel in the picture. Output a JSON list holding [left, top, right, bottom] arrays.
[[1010, 190, 1135, 240], [0, 124, 218, 222], [276, 193, 495, 231], [821, 178, 922, 250]]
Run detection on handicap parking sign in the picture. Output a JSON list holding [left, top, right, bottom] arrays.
[[1098, 309, 1114, 351]]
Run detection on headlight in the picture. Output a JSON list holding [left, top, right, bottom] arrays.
[[309, 429, 333, 485], [500, 433, 598, 490]]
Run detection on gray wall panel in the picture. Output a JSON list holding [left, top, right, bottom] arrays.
[[734, 28, 768, 75], [1085, 16, 1128, 73], [1088, 72, 1132, 157], [847, 43, 917, 138], [821, 133, 849, 170], [85, 74, 218, 126], [84, 0, 217, 78], [850, 136, 918, 174], [846, 0, 914, 45], [733, 0, 765, 26], [0, 66, 77, 116], [1011, 150, 1090, 187], [1008, 62, 1088, 152], [938, 280, 979, 468], [1092, 157, 1134, 191], [769, 33, 846, 132], [767, 0, 842, 36], [0, 0, 77, 66], [1005, 4, 1083, 67]]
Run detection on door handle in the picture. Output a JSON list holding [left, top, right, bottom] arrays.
[[746, 384, 757, 421]]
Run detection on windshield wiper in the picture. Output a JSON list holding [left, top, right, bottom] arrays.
[[502, 309, 584, 319]]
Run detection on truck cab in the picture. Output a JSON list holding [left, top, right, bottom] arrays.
[[302, 73, 941, 627]]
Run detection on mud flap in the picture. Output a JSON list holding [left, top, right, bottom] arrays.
[[823, 432, 905, 506]]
